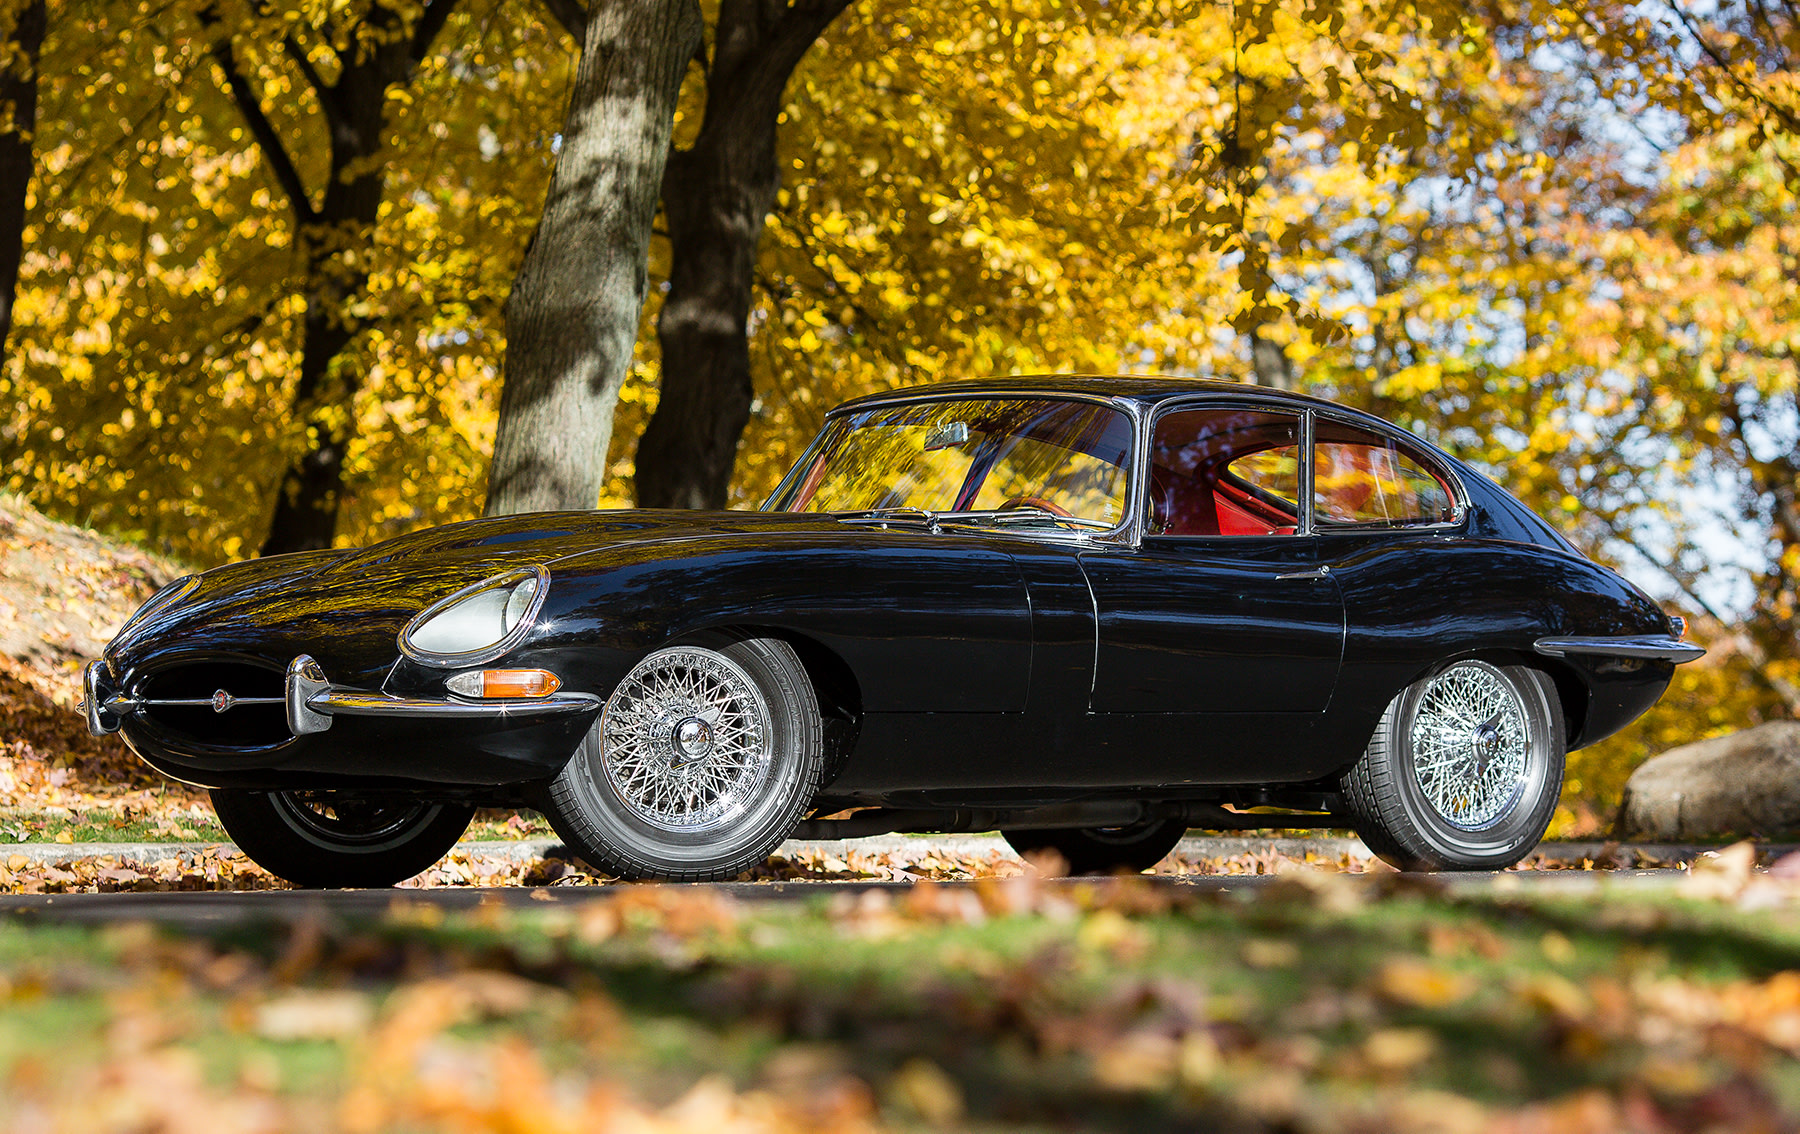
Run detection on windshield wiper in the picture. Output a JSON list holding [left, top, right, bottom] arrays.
[[936, 508, 1114, 532], [832, 506, 1113, 534], [832, 507, 941, 528]]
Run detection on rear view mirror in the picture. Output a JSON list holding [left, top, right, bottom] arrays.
[[924, 421, 970, 451]]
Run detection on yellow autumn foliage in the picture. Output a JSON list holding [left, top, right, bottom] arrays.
[[0, 0, 1793, 821]]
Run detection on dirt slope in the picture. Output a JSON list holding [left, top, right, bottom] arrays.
[[0, 494, 201, 816]]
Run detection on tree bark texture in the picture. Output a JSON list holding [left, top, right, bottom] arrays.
[[0, 0, 46, 359], [632, 0, 850, 511], [1249, 328, 1296, 390], [485, 0, 703, 516], [217, 0, 460, 555], [258, 66, 391, 555]]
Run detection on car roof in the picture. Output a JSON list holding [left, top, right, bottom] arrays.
[[833, 374, 1355, 416]]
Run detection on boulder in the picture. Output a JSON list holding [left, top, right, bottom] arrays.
[[1619, 721, 1800, 840]]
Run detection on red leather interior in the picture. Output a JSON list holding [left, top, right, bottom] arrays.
[[1149, 465, 1292, 536], [1149, 466, 1220, 535], [1216, 494, 1278, 536]]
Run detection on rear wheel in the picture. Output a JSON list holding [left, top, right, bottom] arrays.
[[1002, 818, 1187, 875], [210, 789, 473, 888], [1341, 661, 1564, 871], [542, 638, 825, 881]]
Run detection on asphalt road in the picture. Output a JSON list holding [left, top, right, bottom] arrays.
[[4, 833, 1774, 868], [3, 834, 1773, 929], [0, 868, 1703, 930]]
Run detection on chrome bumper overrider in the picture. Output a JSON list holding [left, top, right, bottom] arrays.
[[81, 655, 599, 739], [1532, 635, 1706, 664]]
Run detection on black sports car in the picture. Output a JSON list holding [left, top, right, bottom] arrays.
[[84, 377, 1701, 885]]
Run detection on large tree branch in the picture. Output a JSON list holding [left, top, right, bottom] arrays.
[[207, 36, 318, 225], [1669, 0, 1800, 137], [538, 0, 586, 44], [763, 0, 851, 83], [409, 0, 461, 64], [708, 0, 848, 115], [282, 34, 330, 103]]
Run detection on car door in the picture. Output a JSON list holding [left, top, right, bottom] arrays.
[[1082, 403, 1347, 714]]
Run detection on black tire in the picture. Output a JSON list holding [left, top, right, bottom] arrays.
[[210, 789, 473, 888], [1002, 818, 1188, 875], [542, 637, 825, 881], [1341, 661, 1565, 871]]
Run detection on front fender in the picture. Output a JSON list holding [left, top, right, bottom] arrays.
[[403, 530, 1036, 715]]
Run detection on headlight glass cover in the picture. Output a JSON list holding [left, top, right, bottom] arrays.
[[399, 567, 548, 665]]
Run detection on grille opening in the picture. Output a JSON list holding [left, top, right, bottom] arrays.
[[139, 662, 290, 748]]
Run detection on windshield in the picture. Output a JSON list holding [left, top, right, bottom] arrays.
[[764, 397, 1135, 527]]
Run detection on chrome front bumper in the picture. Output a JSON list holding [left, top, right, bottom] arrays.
[[1532, 635, 1706, 664], [82, 654, 600, 739]]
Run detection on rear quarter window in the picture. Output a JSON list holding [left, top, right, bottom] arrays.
[[1313, 420, 1457, 527]]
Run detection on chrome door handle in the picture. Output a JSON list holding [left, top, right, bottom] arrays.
[[1276, 565, 1331, 581]]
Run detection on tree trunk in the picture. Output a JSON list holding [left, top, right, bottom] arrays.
[[246, 0, 461, 555], [259, 73, 388, 555], [1249, 328, 1296, 390], [632, 0, 850, 511], [485, 0, 704, 516], [0, 0, 46, 359]]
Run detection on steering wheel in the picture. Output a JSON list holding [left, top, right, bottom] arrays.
[[998, 495, 1074, 518]]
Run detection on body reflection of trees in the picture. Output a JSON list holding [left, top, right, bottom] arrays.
[[785, 398, 1133, 520]]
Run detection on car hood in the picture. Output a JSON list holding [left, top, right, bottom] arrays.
[[104, 510, 841, 683], [317, 509, 836, 579]]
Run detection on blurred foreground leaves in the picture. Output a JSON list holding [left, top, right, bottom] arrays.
[[6, 868, 1800, 1132]]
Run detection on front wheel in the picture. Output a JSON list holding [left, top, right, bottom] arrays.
[[1341, 661, 1565, 871], [210, 790, 473, 888], [1002, 818, 1188, 875], [542, 638, 825, 881]]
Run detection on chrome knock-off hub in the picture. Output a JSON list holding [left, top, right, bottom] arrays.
[[671, 715, 716, 766]]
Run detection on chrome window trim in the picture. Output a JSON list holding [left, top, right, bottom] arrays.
[[1301, 407, 1317, 536], [1135, 396, 1310, 543], [397, 564, 551, 669], [1307, 405, 1470, 533]]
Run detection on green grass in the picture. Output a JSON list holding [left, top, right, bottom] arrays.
[[3, 877, 1799, 1131], [0, 807, 229, 845]]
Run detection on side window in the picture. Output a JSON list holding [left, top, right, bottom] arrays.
[[1225, 446, 1301, 506], [1313, 420, 1455, 527], [1148, 408, 1302, 536]]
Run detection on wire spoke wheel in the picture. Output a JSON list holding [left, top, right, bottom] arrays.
[[1407, 663, 1529, 831], [1339, 660, 1564, 871], [544, 638, 825, 882], [600, 647, 774, 834]]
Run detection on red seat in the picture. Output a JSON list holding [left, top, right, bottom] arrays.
[[1149, 465, 1220, 535]]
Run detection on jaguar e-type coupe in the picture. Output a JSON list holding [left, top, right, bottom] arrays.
[[84, 377, 1701, 886]]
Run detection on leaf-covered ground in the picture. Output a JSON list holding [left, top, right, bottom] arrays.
[[0, 495, 206, 827], [5, 865, 1800, 1133], [1, 832, 1744, 896]]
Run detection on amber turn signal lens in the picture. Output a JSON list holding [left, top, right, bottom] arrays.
[[445, 668, 561, 699]]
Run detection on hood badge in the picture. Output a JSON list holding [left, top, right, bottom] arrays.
[[212, 689, 237, 713]]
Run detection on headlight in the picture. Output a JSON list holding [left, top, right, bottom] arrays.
[[117, 574, 200, 636], [399, 566, 548, 666]]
